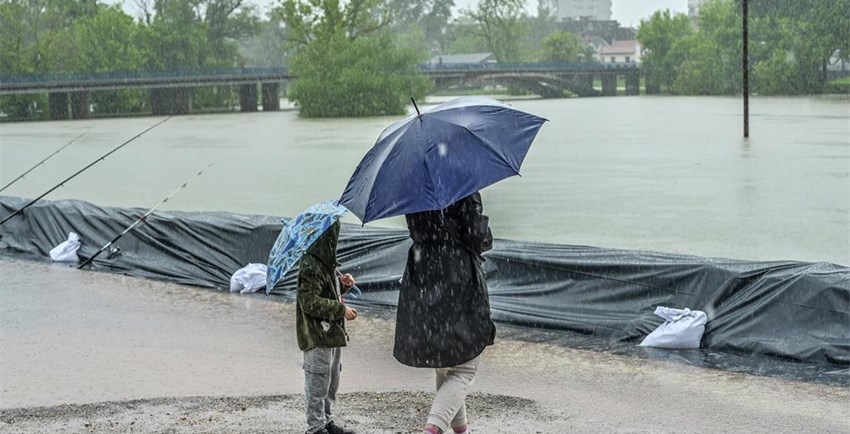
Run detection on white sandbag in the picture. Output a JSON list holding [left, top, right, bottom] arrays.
[[49, 232, 81, 262], [639, 306, 707, 349], [230, 263, 268, 294]]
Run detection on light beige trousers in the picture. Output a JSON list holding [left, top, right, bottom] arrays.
[[426, 356, 480, 432]]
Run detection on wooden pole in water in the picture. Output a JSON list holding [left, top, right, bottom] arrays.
[[743, 0, 750, 138]]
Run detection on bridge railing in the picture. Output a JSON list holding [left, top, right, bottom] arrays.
[[0, 67, 291, 85], [0, 62, 639, 94], [417, 61, 640, 72], [1, 62, 640, 86]]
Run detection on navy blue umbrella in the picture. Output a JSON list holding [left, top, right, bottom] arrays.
[[340, 96, 547, 223]]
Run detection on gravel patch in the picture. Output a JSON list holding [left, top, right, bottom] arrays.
[[0, 391, 555, 434]]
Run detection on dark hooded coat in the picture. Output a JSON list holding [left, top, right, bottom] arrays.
[[295, 221, 348, 352], [393, 192, 496, 368]]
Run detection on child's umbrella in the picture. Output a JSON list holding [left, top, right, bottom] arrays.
[[266, 200, 361, 297]]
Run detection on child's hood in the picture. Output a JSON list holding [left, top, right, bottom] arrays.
[[305, 221, 341, 269]]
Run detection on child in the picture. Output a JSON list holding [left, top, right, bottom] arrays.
[[296, 221, 357, 434]]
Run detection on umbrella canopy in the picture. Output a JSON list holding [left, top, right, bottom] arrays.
[[339, 96, 546, 223], [265, 200, 348, 295]]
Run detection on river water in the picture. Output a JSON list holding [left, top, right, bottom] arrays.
[[1, 95, 848, 265]]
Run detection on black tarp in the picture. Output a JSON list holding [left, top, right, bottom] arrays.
[[1, 195, 848, 368]]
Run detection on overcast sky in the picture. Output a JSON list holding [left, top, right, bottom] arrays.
[[451, 0, 688, 27], [610, 0, 687, 26]]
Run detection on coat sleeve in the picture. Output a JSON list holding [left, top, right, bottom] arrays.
[[297, 266, 346, 320], [461, 192, 493, 254]]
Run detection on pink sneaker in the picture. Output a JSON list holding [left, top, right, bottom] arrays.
[[452, 425, 469, 434]]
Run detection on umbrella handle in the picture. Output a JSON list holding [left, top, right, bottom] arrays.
[[335, 268, 362, 298], [346, 285, 362, 299]]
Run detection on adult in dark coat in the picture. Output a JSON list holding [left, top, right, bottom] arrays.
[[394, 192, 496, 434]]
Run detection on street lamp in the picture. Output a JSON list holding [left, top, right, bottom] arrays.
[[743, 0, 749, 138]]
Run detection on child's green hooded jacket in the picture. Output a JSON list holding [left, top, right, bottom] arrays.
[[296, 221, 347, 352]]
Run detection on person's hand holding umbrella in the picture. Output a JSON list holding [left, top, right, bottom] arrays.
[[339, 272, 358, 321], [339, 272, 356, 289]]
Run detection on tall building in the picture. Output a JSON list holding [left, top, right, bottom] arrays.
[[541, 0, 613, 21], [539, 0, 558, 16], [688, 0, 708, 18]]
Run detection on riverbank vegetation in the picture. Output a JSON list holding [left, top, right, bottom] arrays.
[[637, 0, 849, 95], [1, 0, 847, 119], [276, 0, 429, 117], [825, 77, 850, 94]]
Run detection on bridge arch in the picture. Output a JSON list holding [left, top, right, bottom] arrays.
[[432, 72, 601, 98]]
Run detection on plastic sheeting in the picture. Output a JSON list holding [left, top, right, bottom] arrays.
[[1, 195, 848, 368]]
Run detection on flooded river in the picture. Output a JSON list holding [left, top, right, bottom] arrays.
[[1, 95, 848, 264]]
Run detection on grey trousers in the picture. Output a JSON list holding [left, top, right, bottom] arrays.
[[426, 356, 480, 432], [303, 347, 341, 434]]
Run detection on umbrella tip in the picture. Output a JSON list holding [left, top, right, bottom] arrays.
[[411, 98, 420, 116]]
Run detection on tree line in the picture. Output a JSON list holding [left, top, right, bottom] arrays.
[[1, 0, 846, 119], [0, 0, 612, 118], [637, 0, 849, 95]]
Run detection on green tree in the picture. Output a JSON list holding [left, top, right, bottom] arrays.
[[748, 13, 806, 95], [72, 6, 148, 114], [636, 9, 693, 92], [288, 33, 429, 117], [671, 0, 849, 95], [238, 15, 291, 67], [276, 0, 430, 117], [420, 0, 454, 53], [526, 6, 560, 60], [747, 0, 850, 94], [673, 0, 740, 95], [0, 0, 84, 72], [278, 0, 391, 46], [539, 31, 593, 63], [385, 0, 454, 53], [465, 0, 532, 62], [0, 0, 81, 117], [443, 20, 488, 54], [140, 0, 257, 70], [139, 0, 258, 111], [73, 6, 144, 72], [0, 0, 27, 75]]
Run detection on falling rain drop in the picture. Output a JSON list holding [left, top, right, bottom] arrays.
[[437, 143, 448, 157]]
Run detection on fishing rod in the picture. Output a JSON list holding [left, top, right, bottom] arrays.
[[0, 129, 89, 194], [78, 163, 213, 269], [0, 117, 170, 227]]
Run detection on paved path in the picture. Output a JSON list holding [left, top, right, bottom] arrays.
[[2, 258, 848, 433]]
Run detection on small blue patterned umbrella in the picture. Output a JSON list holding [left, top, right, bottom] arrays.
[[266, 200, 349, 295]]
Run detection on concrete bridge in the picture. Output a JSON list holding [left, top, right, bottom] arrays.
[[422, 62, 640, 98], [0, 63, 641, 119]]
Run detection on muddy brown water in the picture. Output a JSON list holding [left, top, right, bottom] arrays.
[[1, 96, 848, 265]]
